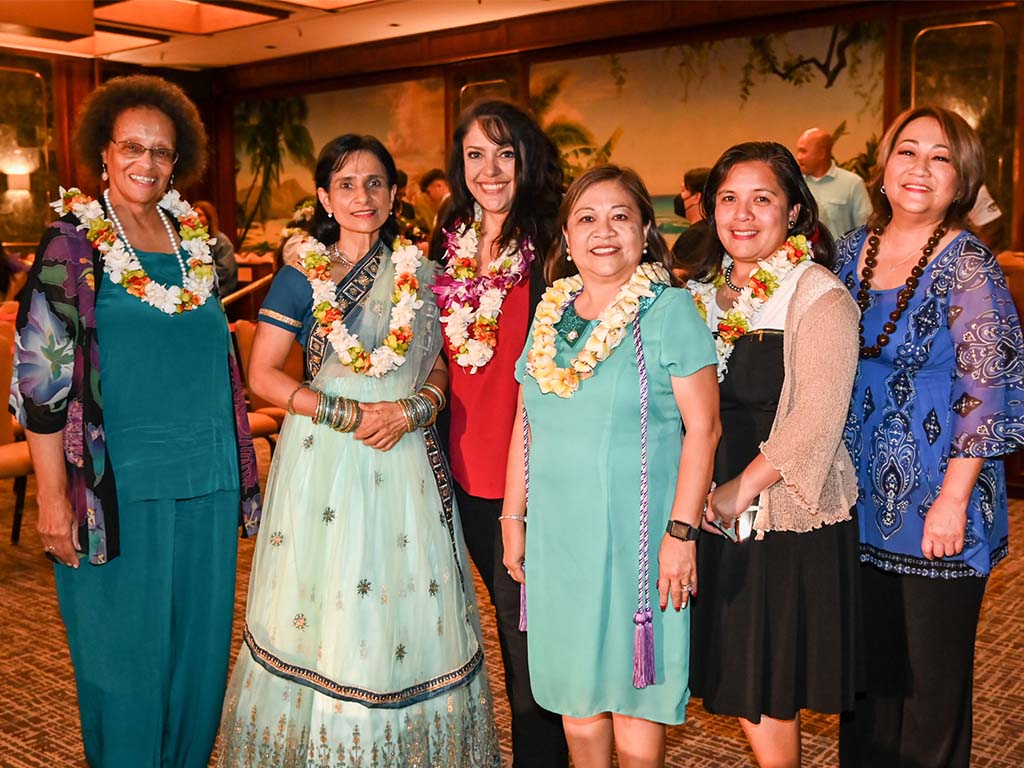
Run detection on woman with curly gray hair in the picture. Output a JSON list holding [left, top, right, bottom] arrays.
[[11, 74, 260, 767]]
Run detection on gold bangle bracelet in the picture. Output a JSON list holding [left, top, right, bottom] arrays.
[[286, 385, 304, 415]]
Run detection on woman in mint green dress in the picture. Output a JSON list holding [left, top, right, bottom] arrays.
[[217, 134, 500, 767], [502, 166, 720, 767]]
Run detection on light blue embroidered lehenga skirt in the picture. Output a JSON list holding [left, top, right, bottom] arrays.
[[217, 254, 500, 767]]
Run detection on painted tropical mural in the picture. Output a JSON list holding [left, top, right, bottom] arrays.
[[529, 23, 885, 234]]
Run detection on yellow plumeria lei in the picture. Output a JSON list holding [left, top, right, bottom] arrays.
[[299, 236, 424, 377], [686, 235, 812, 381], [526, 262, 672, 398]]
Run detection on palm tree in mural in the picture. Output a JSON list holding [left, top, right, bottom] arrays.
[[530, 72, 621, 184], [235, 96, 316, 243]]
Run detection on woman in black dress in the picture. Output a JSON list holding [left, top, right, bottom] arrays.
[[681, 142, 860, 767]]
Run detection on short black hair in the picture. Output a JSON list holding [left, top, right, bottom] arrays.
[[73, 74, 207, 188], [419, 168, 446, 192], [683, 167, 712, 196]]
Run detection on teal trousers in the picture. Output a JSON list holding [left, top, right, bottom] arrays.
[[54, 490, 239, 768]]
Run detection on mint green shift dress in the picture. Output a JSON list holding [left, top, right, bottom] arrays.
[[515, 286, 716, 724]]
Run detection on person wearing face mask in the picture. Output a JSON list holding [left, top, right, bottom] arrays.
[[429, 99, 569, 768], [681, 142, 861, 768], [502, 165, 720, 767], [11, 74, 261, 768], [670, 166, 711, 270], [835, 107, 1024, 768], [216, 134, 500, 767]]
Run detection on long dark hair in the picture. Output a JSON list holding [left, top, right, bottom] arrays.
[[309, 134, 399, 247], [430, 99, 562, 262], [544, 165, 677, 286], [682, 141, 835, 282]]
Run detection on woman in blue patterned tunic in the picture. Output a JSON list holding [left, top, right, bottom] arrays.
[[836, 106, 1024, 768]]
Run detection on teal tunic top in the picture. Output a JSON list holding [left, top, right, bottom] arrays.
[[96, 248, 238, 503], [515, 286, 717, 724]]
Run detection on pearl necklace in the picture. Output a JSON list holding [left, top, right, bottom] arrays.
[[103, 189, 186, 283]]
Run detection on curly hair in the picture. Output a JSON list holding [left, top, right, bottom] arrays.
[[430, 99, 562, 264], [73, 74, 208, 188], [679, 141, 835, 282], [544, 165, 676, 286]]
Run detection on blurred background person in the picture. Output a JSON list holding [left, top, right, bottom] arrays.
[[416, 166, 450, 233], [193, 199, 239, 296], [670, 166, 711, 273], [835, 106, 1024, 768], [796, 127, 871, 240]]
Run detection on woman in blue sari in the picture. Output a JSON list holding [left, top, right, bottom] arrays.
[[217, 134, 500, 767]]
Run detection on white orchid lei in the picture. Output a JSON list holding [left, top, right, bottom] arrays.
[[526, 262, 672, 398], [686, 235, 812, 381], [52, 186, 215, 314], [431, 210, 536, 374], [298, 236, 424, 377]]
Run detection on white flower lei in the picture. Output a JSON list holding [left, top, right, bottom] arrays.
[[52, 186, 215, 315], [299, 236, 424, 378], [526, 262, 671, 398], [686, 235, 812, 382]]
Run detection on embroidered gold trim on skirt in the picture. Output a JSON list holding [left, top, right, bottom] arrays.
[[244, 623, 484, 708]]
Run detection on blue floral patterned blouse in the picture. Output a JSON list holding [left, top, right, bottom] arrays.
[[837, 227, 1024, 578]]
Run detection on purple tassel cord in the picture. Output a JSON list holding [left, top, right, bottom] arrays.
[[632, 318, 656, 689], [519, 406, 530, 631], [633, 608, 655, 688]]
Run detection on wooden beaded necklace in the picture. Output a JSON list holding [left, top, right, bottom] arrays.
[[855, 224, 946, 359]]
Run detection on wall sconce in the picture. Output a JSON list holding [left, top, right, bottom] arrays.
[[6, 173, 29, 191]]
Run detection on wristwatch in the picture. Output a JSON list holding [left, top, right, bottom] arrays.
[[665, 519, 700, 541]]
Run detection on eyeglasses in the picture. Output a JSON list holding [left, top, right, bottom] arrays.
[[110, 139, 179, 165]]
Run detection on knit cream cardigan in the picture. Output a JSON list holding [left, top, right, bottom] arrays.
[[753, 263, 860, 535]]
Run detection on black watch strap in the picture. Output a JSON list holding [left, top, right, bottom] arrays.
[[666, 519, 700, 541]]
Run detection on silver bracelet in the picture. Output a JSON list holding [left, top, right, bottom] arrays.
[[498, 515, 527, 523]]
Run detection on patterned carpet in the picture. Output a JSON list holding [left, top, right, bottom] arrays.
[[1, 441, 1023, 767]]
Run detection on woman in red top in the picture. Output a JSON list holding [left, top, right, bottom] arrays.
[[431, 99, 566, 767]]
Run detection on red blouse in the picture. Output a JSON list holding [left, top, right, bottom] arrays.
[[447, 277, 531, 499]]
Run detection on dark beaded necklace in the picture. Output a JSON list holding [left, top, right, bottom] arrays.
[[855, 223, 946, 359]]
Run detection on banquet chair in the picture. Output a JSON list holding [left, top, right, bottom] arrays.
[[234, 319, 304, 451], [0, 321, 34, 544]]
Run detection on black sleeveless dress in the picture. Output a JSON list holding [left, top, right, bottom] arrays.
[[689, 331, 858, 723]]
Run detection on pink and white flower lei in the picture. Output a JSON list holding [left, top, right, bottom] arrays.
[[431, 210, 535, 373]]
